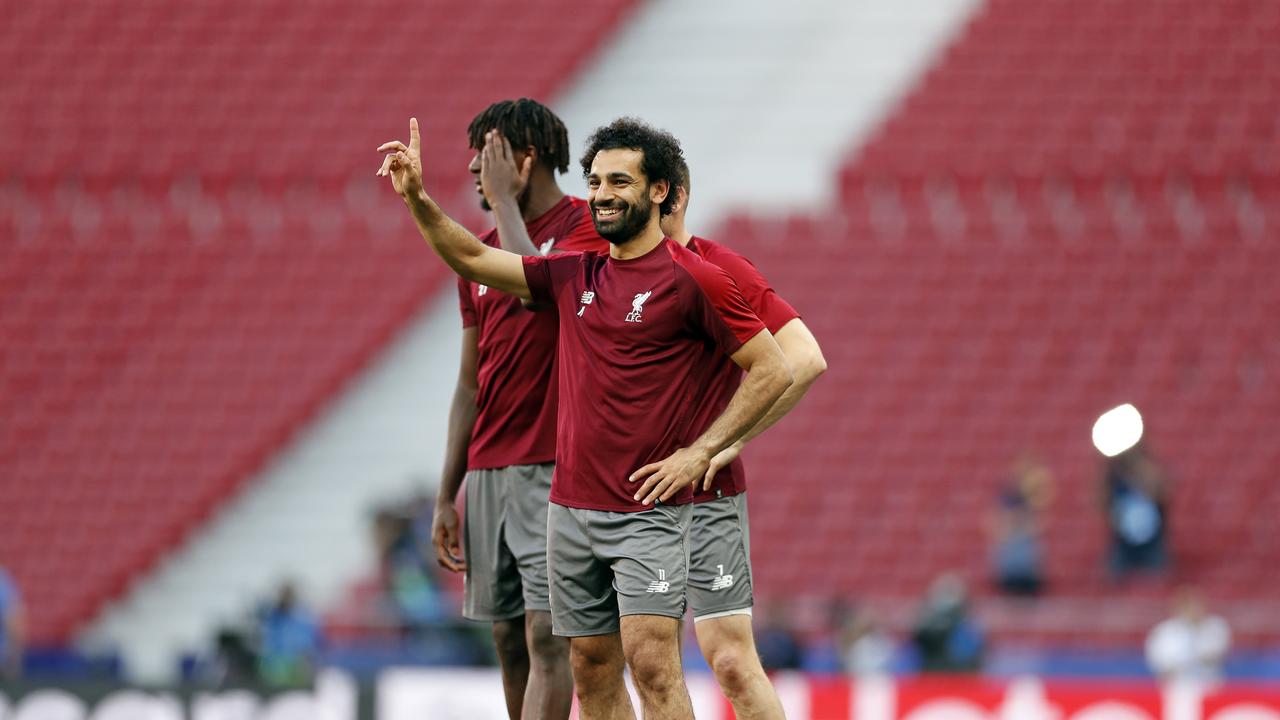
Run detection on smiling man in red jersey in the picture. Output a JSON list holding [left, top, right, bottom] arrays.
[[431, 99, 608, 720], [378, 116, 793, 720], [660, 158, 826, 719]]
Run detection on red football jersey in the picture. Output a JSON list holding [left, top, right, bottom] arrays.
[[522, 238, 766, 512], [686, 235, 801, 502], [458, 196, 607, 470]]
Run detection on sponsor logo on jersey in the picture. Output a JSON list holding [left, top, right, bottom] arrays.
[[539, 237, 555, 256]]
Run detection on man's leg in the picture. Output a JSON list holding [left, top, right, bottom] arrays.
[[695, 614, 784, 719], [547, 502, 630, 719], [605, 503, 696, 720], [524, 610, 573, 719], [492, 616, 531, 719], [463, 468, 530, 719], [569, 633, 635, 720], [619, 615, 694, 719], [510, 465, 573, 719], [687, 494, 783, 718]]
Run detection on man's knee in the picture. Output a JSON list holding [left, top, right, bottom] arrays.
[[492, 618, 528, 661], [625, 644, 681, 696], [526, 612, 568, 664], [708, 642, 757, 694], [621, 617, 683, 695], [697, 616, 763, 695], [570, 635, 625, 686]]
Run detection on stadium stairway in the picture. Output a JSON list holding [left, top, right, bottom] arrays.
[[553, 0, 984, 228]]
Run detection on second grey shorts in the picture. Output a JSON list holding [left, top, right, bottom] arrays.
[[462, 463, 553, 621], [688, 493, 754, 620], [546, 502, 692, 637]]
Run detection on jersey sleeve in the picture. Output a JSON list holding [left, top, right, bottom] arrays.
[[703, 246, 800, 334], [457, 276, 477, 328], [555, 204, 611, 253], [676, 256, 767, 357], [522, 251, 584, 305]]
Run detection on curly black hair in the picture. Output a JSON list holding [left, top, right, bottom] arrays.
[[467, 98, 570, 174], [580, 118, 686, 216]]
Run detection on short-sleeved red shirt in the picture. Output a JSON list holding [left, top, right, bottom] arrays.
[[458, 196, 608, 470], [522, 238, 766, 512], [685, 235, 801, 502]]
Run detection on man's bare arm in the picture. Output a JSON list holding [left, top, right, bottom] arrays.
[[431, 327, 479, 573], [629, 329, 793, 505], [701, 318, 826, 485], [377, 118, 531, 299]]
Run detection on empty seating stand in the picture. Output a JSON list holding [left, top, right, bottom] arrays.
[[721, 0, 1280, 647], [0, 0, 639, 644]]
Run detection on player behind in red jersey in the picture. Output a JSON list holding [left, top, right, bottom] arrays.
[[431, 99, 609, 720], [662, 159, 826, 719], [377, 117, 793, 720]]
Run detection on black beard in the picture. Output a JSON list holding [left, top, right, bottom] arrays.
[[479, 195, 492, 212], [592, 196, 652, 245]]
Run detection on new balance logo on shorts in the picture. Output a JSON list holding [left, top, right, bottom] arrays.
[[712, 564, 734, 591], [646, 568, 670, 593]]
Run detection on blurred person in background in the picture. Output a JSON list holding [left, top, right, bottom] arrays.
[[374, 497, 446, 632], [839, 606, 895, 676], [0, 565, 23, 680], [428, 98, 609, 720], [1146, 586, 1231, 688], [257, 581, 322, 688], [911, 573, 984, 673], [987, 451, 1054, 596], [1102, 443, 1170, 578], [206, 627, 259, 688], [753, 603, 803, 672]]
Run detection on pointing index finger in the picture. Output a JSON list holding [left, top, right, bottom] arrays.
[[409, 117, 420, 153]]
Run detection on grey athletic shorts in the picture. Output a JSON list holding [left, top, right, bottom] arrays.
[[546, 502, 692, 637], [462, 463, 553, 621], [688, 493, 754, 621]]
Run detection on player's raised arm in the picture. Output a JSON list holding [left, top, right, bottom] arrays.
[[630, 329, 793, 505], [376, 118, 531, 300]]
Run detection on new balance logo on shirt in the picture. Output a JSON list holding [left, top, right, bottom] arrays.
[[646, 568, 670, 593], [625, 290, 652, 323]]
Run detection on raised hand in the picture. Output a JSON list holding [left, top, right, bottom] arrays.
[[431, 501, 467, 573], [376, 117, 425, 199], [629, 446, 713, 506], [480, 130, 533, 207]]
